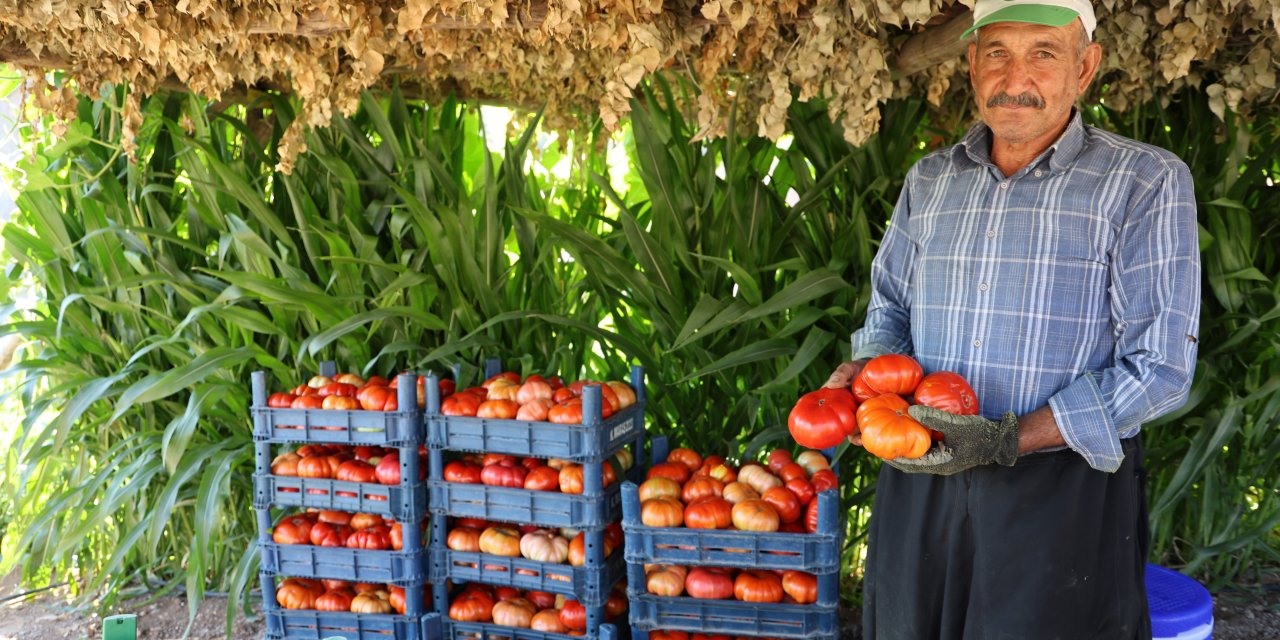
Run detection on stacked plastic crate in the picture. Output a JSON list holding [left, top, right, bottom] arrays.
[[621, 436, 842, 639], [425, 360, 647, 639], [252, 362, 437, 639]]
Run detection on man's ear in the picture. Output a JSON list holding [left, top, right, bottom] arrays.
[[1077, 42, 1102, 93]]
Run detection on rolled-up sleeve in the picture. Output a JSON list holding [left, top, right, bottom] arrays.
[[852, 171, 918, 360], [1049, 161, 1201, 472]]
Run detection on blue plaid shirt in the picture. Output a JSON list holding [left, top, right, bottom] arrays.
[[852, 111, 1200, 472]]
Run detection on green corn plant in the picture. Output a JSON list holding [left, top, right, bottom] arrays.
[[1085, 90, 1280, 587]]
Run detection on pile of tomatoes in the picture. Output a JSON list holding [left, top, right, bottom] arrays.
[[271, 509, 422, 551], [265, 371, 455, 413], [442, 449, 633, 493], [644, 564, 820, 605], [447, 582, 626, 632], [788, 354, 979, 459], [638, 447, 835, 534], [275, 577, 421, 615], [444, 516, 624, 567], [270, 443, 427, 489], [439, 370, 637, 424]]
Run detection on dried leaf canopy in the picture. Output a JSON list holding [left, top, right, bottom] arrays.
[[2, 0, 1276, 169]]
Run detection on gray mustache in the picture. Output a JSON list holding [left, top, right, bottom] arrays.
[[987, 92, 1045, 109]]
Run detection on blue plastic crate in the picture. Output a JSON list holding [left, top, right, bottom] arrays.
[[628, 593, 838, 639], [427, 462, 644, 529], [252, 371, 424, 447], [265, 609, 440, 640], [621, 483, 842, 575], [425, 368, 645, 462], [429, 547, 625, 605], [443, 620, 620, 640], [255, 474, 428, 522], [1147, 563, 1214, 640], [260, 542, 427, 584]]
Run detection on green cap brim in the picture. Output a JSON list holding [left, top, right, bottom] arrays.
[[960, 5, 1080, 40]]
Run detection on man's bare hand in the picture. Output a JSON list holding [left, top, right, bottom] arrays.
[[823, 359, 868, 389], [824, 359, 869, 447]]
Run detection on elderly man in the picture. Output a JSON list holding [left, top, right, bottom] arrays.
[[827, 0, 1201, 637]]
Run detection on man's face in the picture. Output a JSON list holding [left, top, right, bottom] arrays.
[[968, 21, 1100, 145]]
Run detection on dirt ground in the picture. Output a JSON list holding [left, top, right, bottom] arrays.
[[0, 574, 1276, 639]]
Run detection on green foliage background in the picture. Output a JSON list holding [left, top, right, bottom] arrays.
[[0, 75, 1276, 632]]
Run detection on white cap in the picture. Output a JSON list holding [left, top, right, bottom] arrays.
[[962, 0, 1097, 41]]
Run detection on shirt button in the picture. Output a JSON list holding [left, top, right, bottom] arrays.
[[979, 283, 989, 291], [1000, 182, 1009, 189], [1034, 170, 1043, 177], [986, 230, 996, 238], [973, 339, 982, 348]]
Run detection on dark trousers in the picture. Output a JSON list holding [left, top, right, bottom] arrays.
[[862, 437, 1150, 640]]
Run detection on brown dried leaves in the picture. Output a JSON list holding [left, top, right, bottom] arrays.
[[1, 0, 1276, 172]]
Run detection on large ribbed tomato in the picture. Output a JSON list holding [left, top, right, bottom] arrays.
[[684, 497, 733, 530], [449, 593, 492, 622], [491, 598, 536, 628], [346, 526, 392, 550], [856, 393, 932, 460], [913, 371, 979, 415], [275, 578, 323, 610], [441, 393, 482, 416], [309, 522, 352, 547], [272, 515, 314, 545], [685, 567, 735, 600], [734, 569, 784, 603], [314, 588, 354, 612], [641, 497, 685, 528], [267, 392, 296, 408], [787, 388, 858, 449], [858, 354, 924, 396], [782, 570, 818, 604]]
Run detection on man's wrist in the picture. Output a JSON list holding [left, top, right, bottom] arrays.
[[1016, 406, 1066, 455]]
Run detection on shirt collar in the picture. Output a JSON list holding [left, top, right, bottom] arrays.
[[956, 109, 1088, 175]]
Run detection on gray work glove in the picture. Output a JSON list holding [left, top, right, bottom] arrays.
[[884, 405, 1020, 476]]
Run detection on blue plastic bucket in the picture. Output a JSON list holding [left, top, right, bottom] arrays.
[[1147, 563, 1214, 640]]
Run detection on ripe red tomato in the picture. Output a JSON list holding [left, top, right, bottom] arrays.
[[335, 459, 377, 484], [913, 371, 980, 415], [480, 464, 527, 488], [559, 600, 587, 631], [785, 478, 815, 506], [357, 384, 397, 411], [810, 469, 838, 494], [548, 399, 583, 424], [267, 392, 296, 408], [523, 466, 561, 491], [443, 461, 482, 484], [647, 462, 692, 485], [734, 569, 784, 603], [766, 449, 793, 475], [477, 399, 519, 419], [761, 487, 802, 523], [550, 464, 581, 494], [685, 497, 733, 530], [685, 567, 735, 599], [858, 354, 924, 396], [782, 570, 818, 604], [441, 393, 481, 416], [787, 387, 858, 449]]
